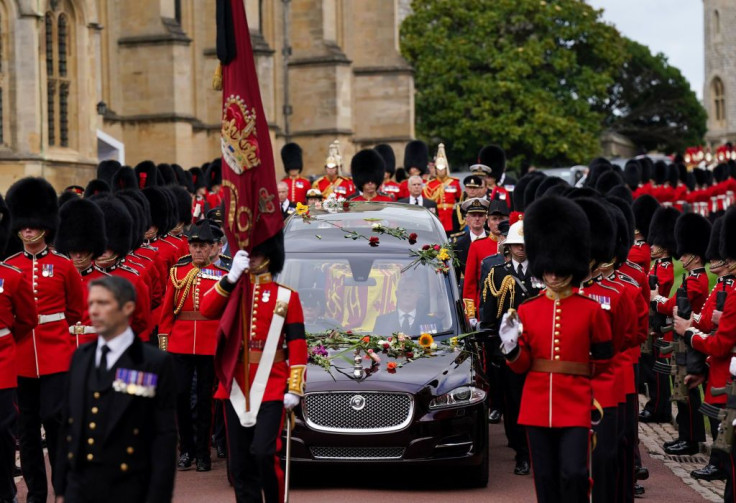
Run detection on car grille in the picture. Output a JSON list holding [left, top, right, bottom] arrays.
[[310, 446, 405, 460], [303, 391, 414, 433]]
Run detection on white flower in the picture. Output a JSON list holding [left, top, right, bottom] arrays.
[[430, 343, 438, 350], [372, 223, 383, 231]]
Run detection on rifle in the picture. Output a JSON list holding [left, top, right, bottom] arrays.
[[644, 274, 672, 354], [654, 277, 691, 403], [700, 380, 736, 454]]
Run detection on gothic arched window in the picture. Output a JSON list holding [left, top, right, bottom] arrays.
[[715, 10, 721, 36], [713, 77, 726, 126], [45, 4, 73, 148]]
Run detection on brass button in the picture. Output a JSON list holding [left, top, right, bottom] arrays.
[[554, 355, 560, 360], [68, 452, 74, 460], [554, 347, 560, 352], [68, 418, 74, 424], [89, 422, 96, 430], [554, 339, 560, 344], [66, 435, 72, 442], [88, 438, 94, 445], [127, 446, 134, 454], [555, 324, 560, 328], [93, 392, 100, 399], [91, 407, 99, 414], [87, 453, 94, 461], [556, 309, 562, 314], [120, 463, 129, 472], [133, 428, 140, 436], [555, 316, 560, 321], [554, 331, 560, 336]]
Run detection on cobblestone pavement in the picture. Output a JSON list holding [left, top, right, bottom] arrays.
[[638, 395, 726, 502]]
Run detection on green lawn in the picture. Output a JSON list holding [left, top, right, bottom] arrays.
[[671, 260, 718, 291]]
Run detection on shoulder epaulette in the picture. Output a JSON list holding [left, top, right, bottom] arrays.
[[51, 250, 72, 260], [575, 292, 603, 304], [660, 260, 672, 268], [520, 293, 543, 306], [626, 260, 644, 272], [220, 254, 231, 260], [4, 252, 21, 261], [0, 262, 21, 273], [212, 263, 229, 273], [119, 264, 139, 275], [616, 273, 636, 286], [594, 281, 618, 292], [175, 255, 193, 266]]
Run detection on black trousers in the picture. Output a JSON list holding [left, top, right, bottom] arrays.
[[17, 373, 65, 502], [675, 385, 705, 443], [482, 336, 504, 414], [640, 348, 672, 418], [621, 393, 638, 503], [225, 400, 285, 503], [213, 399, 227, 451], [592, 406, 617, 503], [173, 354, 215, 459], [64, 464, 148, 503], [615, 402, 627, 503], [499, 364, 528, 462], [707, 411, 729, 469], [527, 426, 589, 503], [0, 389, 16, 501]]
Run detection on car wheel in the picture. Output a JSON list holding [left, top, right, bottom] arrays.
[[467, 409, 490, 488]]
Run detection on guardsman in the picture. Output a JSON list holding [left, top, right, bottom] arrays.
[[312, 141, 355, 199], [205, 160, 224, 210], [142, 187, 183, 299], [280, 143, 310, 205], [200, 232, 308, 502], [190, 166, 210, 223], [397, 140, 430, 199], [6, 177, 85, 503], [630, 195, 659, 272], [462, 200, 509, 326], [477, 145, 511, 210], [675, 214, 735, 482], [92, 197, 153, 342], [376, 144, 401, 200], [348, 149, 393, 202], [479, 220, 540, 476], [158, 220, 228, 473], [166, 186, 195, 259], [499, 196, 613, 502], [640, 207, 679, 424], [0, 194, 37, 503], [54, 276, 177, 503], [450, 197, 489, 283], [422, 143, 462, 233], [452, 175, 486, 233], [55, 198, 111, 346], [651, 212, 711, 456]]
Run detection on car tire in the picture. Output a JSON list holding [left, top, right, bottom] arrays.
[[467, 409, 490, 488]]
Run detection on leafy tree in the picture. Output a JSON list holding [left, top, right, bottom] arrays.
[[601, 38, 707, 154], [400, 0, 626, 167]]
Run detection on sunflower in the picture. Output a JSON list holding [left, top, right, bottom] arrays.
[[295, 202, 309, 216], [418, 333, 434, 348]]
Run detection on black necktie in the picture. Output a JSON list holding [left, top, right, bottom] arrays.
[[414, 198, 419, 205], [517, 263, 524, 278], [98, 345, 111, 379], [401, 314, 411, 333]]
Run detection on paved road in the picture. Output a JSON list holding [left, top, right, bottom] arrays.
[[14, 411, 721, 502]]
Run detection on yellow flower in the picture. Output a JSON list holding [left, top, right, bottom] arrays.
[[418, 333, 434, 348], [449, 337, 458, 346], [437, 248, 450, 261], [295, 202, 309, 216]]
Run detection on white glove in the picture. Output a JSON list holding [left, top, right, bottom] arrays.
[[499, 312, 520, 354], [283, 392, 300, 410], [468, 318, 478, 330], [730, 356, 736, 377], [227, 250, 250, 283]]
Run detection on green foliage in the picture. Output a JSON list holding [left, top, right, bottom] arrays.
[[400, 0, 626, 167], [602, 38, 707, 154]]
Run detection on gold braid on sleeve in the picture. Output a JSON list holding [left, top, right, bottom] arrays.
[[170, 267, 201, 315], [482, 268, 516, 319]]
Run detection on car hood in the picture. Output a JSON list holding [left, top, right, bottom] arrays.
[[306, 345, 475, 397]]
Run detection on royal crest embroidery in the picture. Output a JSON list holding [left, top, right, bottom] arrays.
[[221, 94, 261, 175], [258, 188, 276, 215]]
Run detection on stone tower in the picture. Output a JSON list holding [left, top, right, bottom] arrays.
[[704, 0, 736, 145]]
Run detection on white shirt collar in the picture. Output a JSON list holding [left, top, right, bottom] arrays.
[[470, 230, 486, 242], [412, 195, 423, 204], [397, 309, 416, 322], [511, 258, 529, 274], [96, 327, 135, 369]]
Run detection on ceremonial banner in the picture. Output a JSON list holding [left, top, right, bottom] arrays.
[[213, 0, 282, 392]]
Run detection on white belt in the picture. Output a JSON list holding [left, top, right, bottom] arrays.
[[0, 328, 10, 338], [68, 325, 96, 335], [38, 312, 66, 324]]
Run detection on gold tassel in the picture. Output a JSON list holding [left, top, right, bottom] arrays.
[[212, 62, 223, 91]]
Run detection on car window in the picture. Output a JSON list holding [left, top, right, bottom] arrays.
[[278, 257, 454, 337]]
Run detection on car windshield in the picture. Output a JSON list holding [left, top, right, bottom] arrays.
[[277, 256, 455, 338]]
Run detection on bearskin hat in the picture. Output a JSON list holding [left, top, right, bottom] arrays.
[[111, 167, 138, 192], [374, 144, 396, 176], [170, 186, 193, 225], [525, 196, 590, 284], [206, 159, 222, 190], [706, 217, 724, 263], [91, 196, 133, 257], [190, 167, 207, 191], [653, 161, 668, 185], [118, 189, 151, 231], [6, 177, 59, 237], [623, 160, 641, 191], [115, 194, 145, 250], [729, 160, 736, 179], [403, 140, 429, 175], [281, 143, 303, 173], [574, 197, 615, 266], [544, 183, 570, 198], [158, 187, 178, 232], [605, 196, 634, 265], [0, 195, 11, 258], [478, 145, 506, 181], [535, 176, 567, 199], [685, 172, 696, 191], [608, 185, 632, 204], [55, 198, 107, 259], [84, 179, 111, 198], [511, 172, 544, 212], [595, 170, 624, 195], [566, 187, 600, 199], [648, 207, 679, 254], [666, 164, 679, 187], [157, 163, 177, 186], [632, 194, 659, 241], [714, 163, 728, 183], [693, 168, 707, 187], [351, 149, 385, 190], [523, 173, 547, 208], [252, 229, 285, 275], [720, 207, 736, 260], [675, 212, 711, 260], [97, 160, 121, 186], [677, 163, 688, 184], [134, 161, 159, 189], [585, 158, 612, 188], [142, 187, 171, 235], [58, 190, 80, 207]]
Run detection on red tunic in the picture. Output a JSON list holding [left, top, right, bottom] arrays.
[[509, 292, 613, 428], [96, 261, 153, 342], [6, 248, 84, 377], [423, 176, 462, 232], [380, 181, 401, 200], [201, 273, 308, 403], [312, 176, 355, 199], [0, 263, 37, 389], [162, 233, 189, 261], [397, 179, 410, 200], [462, 236, 499, 317], [191, 196, 208, 223], [74, 265, 110, 346], [488, 185, 511, 210], [649, 257, 675, 297], [628, 240, 651, 273], [350, 194, 393, 202], [159, 260, 227, 355], [127, 253, 163, 311], [282, 176, 311, 204], [206, 188, 223, 210], [654, 267, 710, 317]]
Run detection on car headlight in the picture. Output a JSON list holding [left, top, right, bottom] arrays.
[[428, 386, 486, 410]]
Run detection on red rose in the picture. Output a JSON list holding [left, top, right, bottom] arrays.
[[361, 336, 371, 344], [387, 362, 397, 371], [433, 244, 441, 251], [408, 233, 418, 245], [369, 236, 380, 247], [342, 201, 350, 210], [406, 351, 414, 358], [422, 244, 430, 251]]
